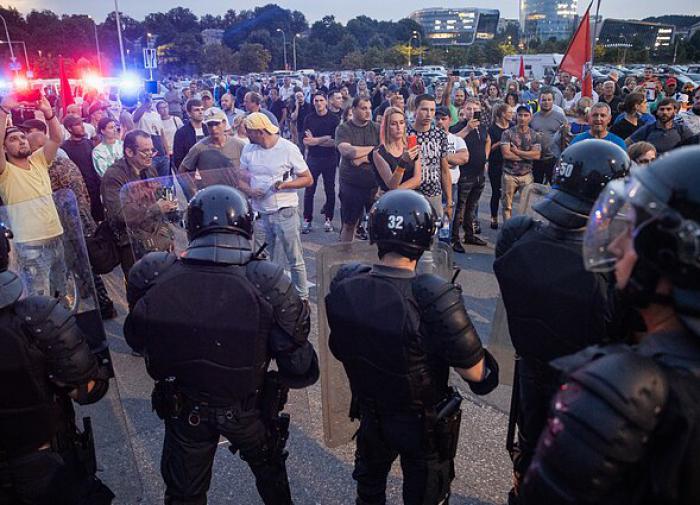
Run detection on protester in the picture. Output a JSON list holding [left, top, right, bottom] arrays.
[[179, 109, 244, 175], [530, 89, 567, 184], [679, 86, 700, 135], [92, 117, 124, 177], [301, 92, 340, 234], [609, 92, 648, 139], [487, 103, 513, 230], [239, 112, 313, 299], [627, 140, 657, 167], [500, 105, 542, 221], [243, 91, 280, 127], [570, 102, 626, 149], [626, 98, 695, 153], [157, 100, 183, 165], [0, 94, 65, 298], [335, 97, 380, 243], [173, 98, 208, 170], [134, 93, 170, 178], [61, 115, 104, 222], [372, 106, 421, 191]]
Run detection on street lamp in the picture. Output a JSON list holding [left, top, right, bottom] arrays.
[[408, 33, 419, 67], [114, 0, 127, 72], [276, 28, 288, 71], [0, 41, 29, 75], [292, 33, 300, 72], [145, 33, 154, 80], [0, 13, 18, 75], [88, 16, 103, 74], [413, 31, 423, 66]]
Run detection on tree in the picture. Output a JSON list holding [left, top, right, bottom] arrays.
[[341, 51, 365, 69], [238, 43, 271, 73], [310, 16, 345, 46], [201, 44, 239, 75]]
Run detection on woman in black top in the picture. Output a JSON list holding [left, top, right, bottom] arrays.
[[487, 102, 513, 229], [371, 106, 422, 192], [609, 92, 646, 140]]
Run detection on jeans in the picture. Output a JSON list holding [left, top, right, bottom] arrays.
[[452, 176, 485, 242], [488, 162, 504, 219], [14, 236, 66, 298], [303, 157, 336, 222], [502, 172, 534, 221], [253, 207, 309, 299]]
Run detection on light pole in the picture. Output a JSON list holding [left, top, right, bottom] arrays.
[[408, 33, 418, 67], [114, 0, 127, 72], [413, 31, 422, 66], [146, 32, 154, 80], [88, 16, 103, 74], [276, 28, 287, 70], [292, 33, 300, 72], [0, 41, 29, 74], [0, 13, 18, 75]]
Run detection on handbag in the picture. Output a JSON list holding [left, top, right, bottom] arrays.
[[86, 221, 120, 274]]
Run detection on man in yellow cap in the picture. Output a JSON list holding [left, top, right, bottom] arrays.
[[240, 112, 313, 299]]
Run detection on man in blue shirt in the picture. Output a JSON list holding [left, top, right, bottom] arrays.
[[570, 102, 626, 150]]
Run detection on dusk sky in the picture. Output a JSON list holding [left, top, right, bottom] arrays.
[[8, 0, 700, 24]]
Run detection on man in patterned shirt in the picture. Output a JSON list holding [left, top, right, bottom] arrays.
[[500, 105, 542, 221], [407, 94, 452, 220]]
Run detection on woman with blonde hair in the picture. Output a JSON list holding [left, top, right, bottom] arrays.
[[371, 106, 422, 191]]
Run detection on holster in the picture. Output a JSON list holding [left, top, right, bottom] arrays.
[[151, 377, 184, 420], [432, 388, 463, 461], [51, 416, 98, 478], [260, 371, 291, 459]]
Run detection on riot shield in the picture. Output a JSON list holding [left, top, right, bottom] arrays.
[[0, 190, 143, 502], [317, 240, 454, 448], [488, 183, 550, 386], [120, 167, 240, 259]]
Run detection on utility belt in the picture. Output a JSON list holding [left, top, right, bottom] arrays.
[[352, 387, 463, 461]]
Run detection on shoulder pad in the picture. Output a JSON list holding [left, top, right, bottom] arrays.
[[246, 259, 291, 301], [523, 350, 668, 503], [14, 296, 72, 337], [128, 251, 177, 292], [495, 215, 537, 258], [330, 263, 371, 292], [412, 274, 486, 372]]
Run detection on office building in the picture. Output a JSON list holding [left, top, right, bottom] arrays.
[[596, 19, 675, 49], [520, 0, 578, 41], [409, 8, 500, 46]]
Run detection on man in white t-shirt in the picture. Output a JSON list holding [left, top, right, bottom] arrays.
[[134, 94, 170, 177], [239, 112, 313, 299]]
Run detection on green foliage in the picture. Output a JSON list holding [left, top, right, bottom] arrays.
[[201, 44, 239, 75], [238, 43, 271, 73]]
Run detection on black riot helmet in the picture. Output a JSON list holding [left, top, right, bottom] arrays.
[[186, 185, 254, 240], [369, 190, 437, 260], [0, 225, 22, 310], [584, 146, 700, 324], [534, 139, 630, 229]]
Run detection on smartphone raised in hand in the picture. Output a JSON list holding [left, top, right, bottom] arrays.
[[472, 110, 482, 121], [406, 134, 417, 149], [15, 88, 41, 103]]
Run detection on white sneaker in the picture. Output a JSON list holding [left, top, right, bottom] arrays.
[[302, 220, 312, 234], [324, 219, 333, 232]]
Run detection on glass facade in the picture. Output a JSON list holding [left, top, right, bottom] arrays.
[[597, 19, 675, 50], [410, 8, 500, 46], [520, 0, 578, 41]]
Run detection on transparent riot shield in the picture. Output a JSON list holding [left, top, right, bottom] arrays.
[[488, 183, 550, 386], [317, 240, 454, 448], [120, 167, 240, 259], [0, 190, 143, 502]]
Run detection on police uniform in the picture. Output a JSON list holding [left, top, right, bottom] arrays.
[[124, 185, 319, 505], [493, 139, 631, 496], [0, 227, 113, 505], [522, 146, 700, 504], [326, 190, 498, 505]]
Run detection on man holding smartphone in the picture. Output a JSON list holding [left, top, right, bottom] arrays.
[[0, 93, 66, 298]]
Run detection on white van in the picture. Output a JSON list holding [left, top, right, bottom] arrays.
[[502, 54, 563, 80]]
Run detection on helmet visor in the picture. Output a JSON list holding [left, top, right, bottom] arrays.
[[583, 179, 633, 272]]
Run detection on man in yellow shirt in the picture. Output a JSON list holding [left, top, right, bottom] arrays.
[[0, 93, 65, 297]]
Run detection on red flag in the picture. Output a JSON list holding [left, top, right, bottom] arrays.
[[518, 55, 525, 79], [559, 2, 593, 97], [59, 57, 74, 116]]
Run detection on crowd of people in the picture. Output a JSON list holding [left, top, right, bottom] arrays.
[[0, 62, 700, 505]]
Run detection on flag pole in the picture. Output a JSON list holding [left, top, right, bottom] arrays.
[[590, 0, 602, 67]]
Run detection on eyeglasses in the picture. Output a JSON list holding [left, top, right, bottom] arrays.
[[137, 148, 158, 157]]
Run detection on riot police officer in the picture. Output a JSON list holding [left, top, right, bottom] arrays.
[[124, 185, 319, 505], [0, 225, 113, 505], [493, 139, 630, 502], [521, 145, 700, 504], [325, 189, 499, 505]]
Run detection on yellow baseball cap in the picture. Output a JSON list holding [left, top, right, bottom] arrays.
[[244, 112, 279, 134]]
